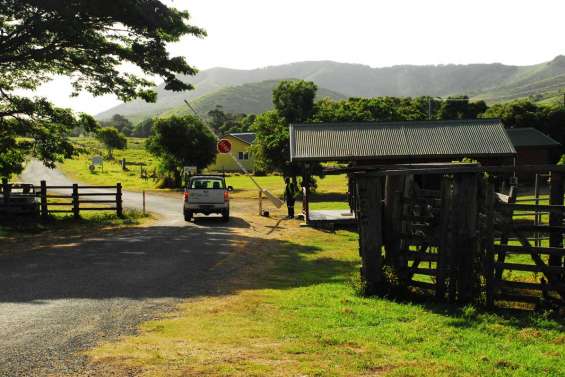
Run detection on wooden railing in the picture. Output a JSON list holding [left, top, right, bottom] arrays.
[[1, 179, 123, 219]]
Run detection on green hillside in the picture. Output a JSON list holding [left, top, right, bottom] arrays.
[[97, 56, 565, 122], [159, 80, 346, 119]]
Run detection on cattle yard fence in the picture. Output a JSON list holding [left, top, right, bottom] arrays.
[[1, 179, 123, 219]]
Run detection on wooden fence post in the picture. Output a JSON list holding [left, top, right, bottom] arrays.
[[495, 185, 516, 280], [72, 183, 80, 219], [384, 175, 404, 271], [142, 189, 146, 216], [355, 175, 384, 293], [436, 175, 452, 300], [1, 178, 8, 205], [40, 180, 48, 219], [549, 172, 563, 268], [116, 183, 123, 218], [451, 173, 479, 304], [484, 178, 496, 307]]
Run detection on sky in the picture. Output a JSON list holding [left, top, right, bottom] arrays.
[[31, 0, 565, 115]]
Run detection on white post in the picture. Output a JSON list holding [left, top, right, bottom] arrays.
[[142, 190, 146, 215]]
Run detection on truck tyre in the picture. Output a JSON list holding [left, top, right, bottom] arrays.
[[184, 211, 193, 222], [222, 209, 230, 222]]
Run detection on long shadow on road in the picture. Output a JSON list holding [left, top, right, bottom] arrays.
[[0, 218, 353, 303]]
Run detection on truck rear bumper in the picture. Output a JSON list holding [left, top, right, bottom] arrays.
[[184, 203, 228, 214]]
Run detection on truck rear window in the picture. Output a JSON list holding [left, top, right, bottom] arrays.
[[189, 178, 225, 189]]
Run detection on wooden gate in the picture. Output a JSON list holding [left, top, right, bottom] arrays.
[[487, 173, 565, 307], [353, 164, 565, 308]]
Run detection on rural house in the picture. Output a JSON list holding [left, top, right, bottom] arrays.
[[207, 132, 256, 172]]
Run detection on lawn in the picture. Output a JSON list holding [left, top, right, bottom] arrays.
[[60, 137, 350, 202], [87, 224, 564, 377]]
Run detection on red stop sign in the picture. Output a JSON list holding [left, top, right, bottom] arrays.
[[217, 139, 232, 154]]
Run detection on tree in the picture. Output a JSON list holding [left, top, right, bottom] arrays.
[[252, 80, 318, 176], [101, 114, 134, 136], [146, 116, 216, 187], [252, 111, 290, 174], [96, 127, 127, 160], [206, 106, 253, 135], [437, 96, 487, 119], [132, 118, 155, 138], [482, 100, 544, 128], [0, 1, 205, 178], [272, 80, 318, 123]]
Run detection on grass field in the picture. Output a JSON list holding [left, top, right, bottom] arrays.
[[60, 137, 350, 203], [87, 222, 564, 377], [59, 137, 161, 191]]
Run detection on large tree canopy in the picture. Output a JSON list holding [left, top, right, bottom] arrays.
[[146, 115, 216, 187], [0, 0, 205, 177]]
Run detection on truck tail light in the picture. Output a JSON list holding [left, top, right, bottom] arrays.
[[224, 191, 229, 202], [184, 191, 189, 202]]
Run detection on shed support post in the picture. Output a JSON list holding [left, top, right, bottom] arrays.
[[356, 176, 384, 293], [302, 164, 310, 223]]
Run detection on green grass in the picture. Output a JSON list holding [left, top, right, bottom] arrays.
[[88, 226, 564, 377], [0, 208, 150, 244], [61, 137, 351, 207], [60, 137, 161, 191]]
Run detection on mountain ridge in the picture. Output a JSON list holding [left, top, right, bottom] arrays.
[[97, 56, 565, 122]]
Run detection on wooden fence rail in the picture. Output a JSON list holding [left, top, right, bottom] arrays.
[[0, 179, 122, 219]]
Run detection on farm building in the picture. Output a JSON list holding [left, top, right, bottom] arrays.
[[506, 127, 561, 166], [289, 119, 517, 225], [207, 132, 256, 172]]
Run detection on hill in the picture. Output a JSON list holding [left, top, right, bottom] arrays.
[[98, 56, 565, 122], [158, 80, 346, 119]]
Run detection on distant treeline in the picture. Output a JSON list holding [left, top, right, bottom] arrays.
[[90, 95, 565, 149]]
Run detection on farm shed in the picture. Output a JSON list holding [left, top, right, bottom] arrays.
[[506, 127, 561, 166], [289, 119, 517, 225]]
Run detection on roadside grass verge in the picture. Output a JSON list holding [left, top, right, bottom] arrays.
[[0, 208, 151, 245], [87, 226, 564, 377]]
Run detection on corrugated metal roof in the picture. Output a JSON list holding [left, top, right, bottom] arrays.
[[506, 127, 561, 148], [290, 119, 516, 162], [227, 132, 256, 145]]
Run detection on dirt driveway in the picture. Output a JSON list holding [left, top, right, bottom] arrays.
[[0, 162, 278, 376]]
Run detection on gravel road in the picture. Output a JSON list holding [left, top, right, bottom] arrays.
[[0, 161, 253, 376]]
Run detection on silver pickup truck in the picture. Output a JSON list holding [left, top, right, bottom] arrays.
[[183, 175, 233, 222]]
